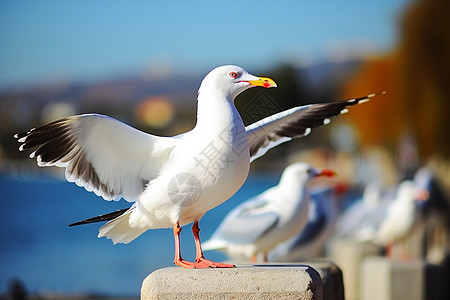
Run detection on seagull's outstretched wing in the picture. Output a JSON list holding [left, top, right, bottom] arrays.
[[206, 196, 279, 245], [246, 92, 384, 161], [15, 114, 179, 201]]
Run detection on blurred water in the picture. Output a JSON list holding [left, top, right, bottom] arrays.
[[0, 173, 276, 297]]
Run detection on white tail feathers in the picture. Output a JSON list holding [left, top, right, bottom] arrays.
[[98, 209, 147, 244]]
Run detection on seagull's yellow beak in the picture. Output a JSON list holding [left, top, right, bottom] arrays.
[[247, 77, 277, 88]]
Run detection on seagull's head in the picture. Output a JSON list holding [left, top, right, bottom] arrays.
[[280, 163, 337, 187], [396, 181, 429, 203], [198, 65, 277, 100]]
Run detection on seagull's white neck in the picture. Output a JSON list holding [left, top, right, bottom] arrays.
[[280, 175, 309, 196], [275, 175, 311, 224], [195, 89, 241, 132], [277, 173, 311, 207]]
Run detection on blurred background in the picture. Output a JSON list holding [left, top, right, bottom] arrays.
[[1, 0, 449, 299]]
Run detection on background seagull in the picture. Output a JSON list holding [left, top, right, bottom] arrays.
[[202, 163, 336, 262], [268, 184, 342, 262], [333, 182, 391, 241], [373, 180, 428, 258], [15, 65, 381, 268], [413, 167, 450, 263]]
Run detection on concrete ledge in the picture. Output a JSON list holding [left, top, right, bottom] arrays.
[[308, 261, 345, 300], [328, 238, 381, 300], [360, 255, 450, 300], [360, 256, 424, 300], [141, 264, 324, 300]]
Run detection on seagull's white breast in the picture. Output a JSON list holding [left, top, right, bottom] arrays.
[[133, 98, 250, 229]]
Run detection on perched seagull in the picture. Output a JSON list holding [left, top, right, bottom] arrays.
[[413, 167, 450, 227], [413, 167, 450, 262], [202, 163, 336, 262], [373, 180, 428, 258], [268, 184, 341, 262], [15, 65, 381, 269], [333, 182, 390, 241]]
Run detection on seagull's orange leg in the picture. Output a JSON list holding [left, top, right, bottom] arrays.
[[173, 221, 235, 269], [249, 253, 267, 263], [192, 220, 235, 268], [173, 222, 197, 269]]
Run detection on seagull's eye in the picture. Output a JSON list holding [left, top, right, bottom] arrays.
[[228, 72, 238, 79]]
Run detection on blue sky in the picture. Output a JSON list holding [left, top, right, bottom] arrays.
[[0, 0, 410, 88]]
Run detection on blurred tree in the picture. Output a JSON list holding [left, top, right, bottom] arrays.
[[342, 0, 450, 158], [340, 55, 401, 148], [397, 0, 450, 157]]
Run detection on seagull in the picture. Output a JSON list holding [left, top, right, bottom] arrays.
[[413, 166, 450, 227], [413, 167, 450, 263], [202, 163, 336, 262], [15, 65, 381, 269], [373, 180, 428, 258], [268, 184, 341, 262], [333, 182, 390, 241]]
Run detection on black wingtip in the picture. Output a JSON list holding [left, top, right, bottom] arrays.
[[68, 220, 88, 227], [68, 208, 129, 227], [347, 91, 386, 106], [367, 91, 387, 98]]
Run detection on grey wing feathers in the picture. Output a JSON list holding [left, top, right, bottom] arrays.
[[16, 116, 116, 197], [246, 92, 384, 161], [15, 114, 177, 201]]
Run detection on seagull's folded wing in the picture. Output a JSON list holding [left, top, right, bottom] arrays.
[[290, 198, 327, 247], [210, 198, 279, 244], [15, 114, 179, 201], [246, 93, 382, 162]]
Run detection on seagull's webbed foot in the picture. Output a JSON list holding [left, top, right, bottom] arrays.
[[196, 257, 235, 268], [173, 258, 199, 269], [174, 257, 235, 269]]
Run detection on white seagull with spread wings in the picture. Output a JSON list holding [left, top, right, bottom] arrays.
[[15, 65, 382, 268]]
